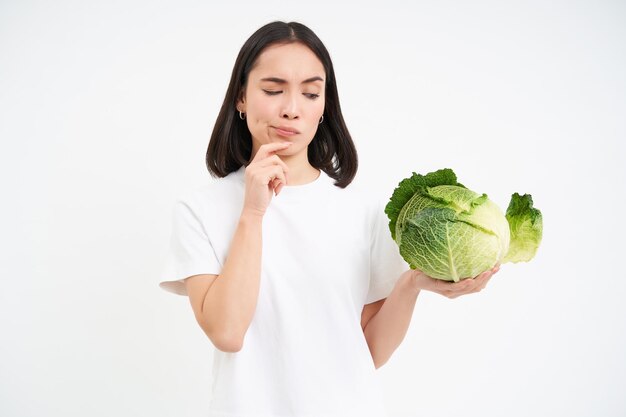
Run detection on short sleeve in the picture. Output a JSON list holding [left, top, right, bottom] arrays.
[[158, 198, 222, 296], [365, 198, 409, 304]]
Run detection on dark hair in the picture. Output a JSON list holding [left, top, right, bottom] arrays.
[[205, 21, 358, 188]]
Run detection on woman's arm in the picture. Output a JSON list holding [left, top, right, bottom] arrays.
[[186, 210, 263, 353], [362, 271, 421, 369], [185, 142, 291, 353], [362, 265, 499, 369]]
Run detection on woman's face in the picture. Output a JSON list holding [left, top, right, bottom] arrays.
[[237, 42, 326, 160]]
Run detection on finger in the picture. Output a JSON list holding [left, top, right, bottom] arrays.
[[271, 173, 287, 196], [252, 142, 293, 162], [269, 178, 279, 192], [265, 165, 287, 183], [449, 273, 494, 296], [435, 277, 456, 292], [268, 177, 286, 196], [461, 275, 488, 292], [258, 154, 289, 171], [476, 271, 492, 283], [437, 281, 468, 298], [433, 276, 475, 297], [274, 181, 284, 196], [473, 268, 495, 284], [455, 283, 483, 296], [480, 268, 494, 277], [475, 274, 493, 291], [471, 275, 491, 291], [452, 277, 476, 290], [265, 166, 287, 190], [463, 278, 481, 293], [247, 165, 286, 189], [259, 155, 290, 184]]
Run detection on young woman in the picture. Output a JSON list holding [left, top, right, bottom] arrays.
[[159, 21, 499, 417]]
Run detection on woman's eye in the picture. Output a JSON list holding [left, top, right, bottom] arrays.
[[262, 90, 319, 99]]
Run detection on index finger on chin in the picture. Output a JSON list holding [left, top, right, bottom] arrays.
[[254, 142, 293, 161]]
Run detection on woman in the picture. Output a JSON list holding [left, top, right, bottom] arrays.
[[159, 21, 499, 417]]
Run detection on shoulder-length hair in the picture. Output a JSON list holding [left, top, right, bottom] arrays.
[[205, 21, 358, 188]]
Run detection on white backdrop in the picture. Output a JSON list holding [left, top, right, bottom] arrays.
[[1, 1, 625, 416]]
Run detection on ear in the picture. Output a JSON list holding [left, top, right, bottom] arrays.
[[236, 90, 246, 112]]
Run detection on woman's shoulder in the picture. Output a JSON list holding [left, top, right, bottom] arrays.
[[332, 175, 387, 211], [326, 178, 390, 232], [174, 167, 245, 210]]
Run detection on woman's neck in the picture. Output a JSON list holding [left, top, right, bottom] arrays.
[[280, 154, 320, 186]]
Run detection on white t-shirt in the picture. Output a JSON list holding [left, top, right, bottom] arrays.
[[159, 165, 408, 417]]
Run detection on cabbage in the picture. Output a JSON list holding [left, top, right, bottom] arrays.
[[385, 168, 543, 282]]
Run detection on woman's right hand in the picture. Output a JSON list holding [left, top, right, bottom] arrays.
[[407, 264, 500, 298], [242, 142, 292, 217]]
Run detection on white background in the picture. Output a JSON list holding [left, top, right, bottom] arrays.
[[1, 1, 625, 416]]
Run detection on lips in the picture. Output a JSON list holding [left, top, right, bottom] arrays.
[[273, 126, 300, 135]]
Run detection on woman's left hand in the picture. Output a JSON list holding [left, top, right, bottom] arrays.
[[408, 264, 500, 299]]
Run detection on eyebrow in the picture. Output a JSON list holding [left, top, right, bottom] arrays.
[[260, 76, 324, 84]]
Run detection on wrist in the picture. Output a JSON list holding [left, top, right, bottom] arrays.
[[401, 269, 423, 295], [240, 208, 265, 222]]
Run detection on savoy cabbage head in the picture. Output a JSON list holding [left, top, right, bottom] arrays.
[[385, 168, 542, 282]]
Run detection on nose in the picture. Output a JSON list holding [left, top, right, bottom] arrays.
[[280, 91, 299, 120]]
